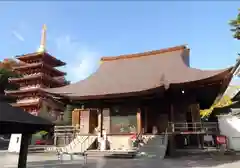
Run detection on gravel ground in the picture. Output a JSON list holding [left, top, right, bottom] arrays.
[[1, 151, 240, 168]]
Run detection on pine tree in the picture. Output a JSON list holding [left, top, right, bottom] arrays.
[[38, 102, 52, 121], [229, 9, 240, 39], [0, 68, 21, 94], [63, 104, 74, 125]]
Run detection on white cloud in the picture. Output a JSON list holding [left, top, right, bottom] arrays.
[[54, 35, 101, 83], [12, 30, 25, 42]]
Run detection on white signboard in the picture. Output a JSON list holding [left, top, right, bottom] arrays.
[[8, 134, 22, 153]]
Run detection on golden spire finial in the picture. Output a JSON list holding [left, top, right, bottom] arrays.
[[37, 24, 47, 53]]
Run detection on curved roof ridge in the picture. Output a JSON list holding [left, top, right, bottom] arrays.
[[187, 66, 232, 72], [100, 45, 188, 62]]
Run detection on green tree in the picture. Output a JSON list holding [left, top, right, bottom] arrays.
[[54, 105, 74, 126], [38, 102, 52, 121], [0, 68, 21, 94], [63, 104, 74, 125], [0, 58, 23, 94], [229, 9, 240, 39], [0, 58, 24, 70]]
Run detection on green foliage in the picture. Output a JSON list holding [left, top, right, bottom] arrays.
[[229, 9, 240, 39], [0, 68, 21, 93], [63, 104, 74, 125], [31, 131, 49, 145], [200, 95, 232, 118], [53, 104, 75, 126], [38, 130, 48, 136], [38, 102, 52, 121]]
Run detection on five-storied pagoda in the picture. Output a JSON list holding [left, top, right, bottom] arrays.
[[5, 24, 67, 119]]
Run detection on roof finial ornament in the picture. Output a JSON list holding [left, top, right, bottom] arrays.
[[37, 24, 47, 53]]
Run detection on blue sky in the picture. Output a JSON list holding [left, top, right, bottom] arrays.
[[0, 1, 239, 82]]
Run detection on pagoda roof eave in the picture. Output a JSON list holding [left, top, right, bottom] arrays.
[[8, 73, 65, 87], [10, 101, 40, 107], [5, 88, 42, 96], [15, 52, 66, 67], [42, 44, 234, 101], [12, 62, 66, 76]]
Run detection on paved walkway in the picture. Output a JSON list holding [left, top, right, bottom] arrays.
[[1, 152, 240, 168]]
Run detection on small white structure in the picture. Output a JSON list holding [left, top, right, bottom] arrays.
[[218, 114, 240, 151], [8, 134, 22, 153]]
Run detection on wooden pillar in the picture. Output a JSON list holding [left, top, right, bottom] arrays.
[[168, 103, 176, 157], [102, 108, 111, 134], [137, 108, 142, 133], [170, 103, 174, 122], [17, 134, 31, 168], [54, 134, 57, 146], [99, 108, 103, 137], [98, 110, 102, 129], [144, 107, 148, 133]]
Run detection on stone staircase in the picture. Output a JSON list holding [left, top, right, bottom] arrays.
[[44, 135, 97, 153], [138, 132, 168, 159], [43, 132, 168, 159]]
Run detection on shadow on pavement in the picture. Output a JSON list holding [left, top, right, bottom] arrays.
[[1, 152, 240, 168], [163, 151, 240, 168]]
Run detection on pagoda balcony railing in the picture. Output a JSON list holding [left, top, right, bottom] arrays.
[[23, 73, 59, 78], [20, 85, 41, 90], [17, 98, 40, 104], [23, 72, 41, 77], [9, 73, 42, 80]]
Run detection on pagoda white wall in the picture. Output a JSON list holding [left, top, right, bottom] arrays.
[[218, 114, 240, 151], [8, 134, 22, 153]]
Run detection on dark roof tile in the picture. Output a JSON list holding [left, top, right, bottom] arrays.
[[43, 45, 232, 99]]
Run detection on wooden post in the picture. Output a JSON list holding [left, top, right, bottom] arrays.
[[100, 108, 103, 137], [98, 110, 102, 130], [17, 134, 31, 168], [137, 108, 142, 133], [170, 103, 174, 122], [168, 103, 176, 157], [102, 108, 111, 134], [54, 133, 57, 146], [196, 103, 204, 148], [197, 133, 201, 149], [144, 106, 148, 133], [171, 122, 175, 132]]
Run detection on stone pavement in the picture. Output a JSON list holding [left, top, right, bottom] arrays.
[[1, 152, 240, 168]]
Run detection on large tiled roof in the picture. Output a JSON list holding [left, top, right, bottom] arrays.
[[43, 45, 232, 100]]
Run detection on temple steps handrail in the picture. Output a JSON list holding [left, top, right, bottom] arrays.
[[167, 122, 219, 133]]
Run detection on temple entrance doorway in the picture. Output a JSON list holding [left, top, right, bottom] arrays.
[[89, 109, 98, 134], [182, 106, 200, 148], [142, 105, 168, 134]]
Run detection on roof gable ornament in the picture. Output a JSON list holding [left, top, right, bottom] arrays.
[[37, 24, 47, 53]]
